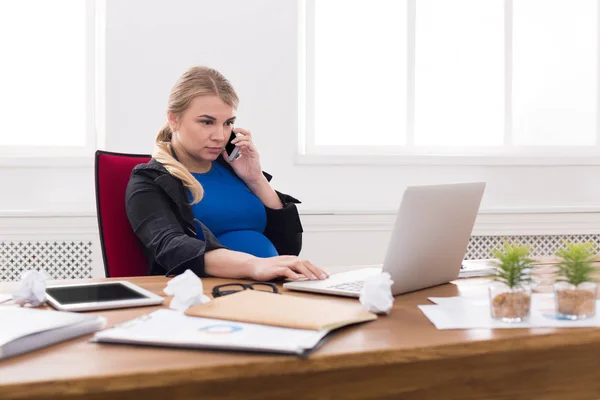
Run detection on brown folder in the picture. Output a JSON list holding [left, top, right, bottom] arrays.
[[185, 290, 377, 331]]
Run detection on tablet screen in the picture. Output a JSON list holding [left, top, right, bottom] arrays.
[[46, 283, 149, 305]]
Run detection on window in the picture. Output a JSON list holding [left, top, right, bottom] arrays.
[[0, 0, 97, 157], [302, 0, 600, 162]]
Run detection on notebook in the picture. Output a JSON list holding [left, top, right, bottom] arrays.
[[93, 309, 330, 356], [0, 307, 106, 360], [184, 290, 378, 331]]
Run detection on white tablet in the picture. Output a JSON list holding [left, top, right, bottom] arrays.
[[45, 281, 164, 312]]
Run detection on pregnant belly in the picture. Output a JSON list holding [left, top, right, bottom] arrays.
[[216, 230, 278, 258]]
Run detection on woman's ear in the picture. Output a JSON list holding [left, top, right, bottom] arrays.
[[167, 111, 179, 132]]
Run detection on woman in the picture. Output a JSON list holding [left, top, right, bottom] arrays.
[[126, 66, 328, 282]]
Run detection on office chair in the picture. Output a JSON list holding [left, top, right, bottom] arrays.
[[95, 150, 151, 277]]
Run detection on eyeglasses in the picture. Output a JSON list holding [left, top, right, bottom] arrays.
[[212, 282, 279, 298]]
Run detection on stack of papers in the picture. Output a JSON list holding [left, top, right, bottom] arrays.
[[419, 294, 600, 329], [93, 309, 329, 356], [458, 260, 496, 278]]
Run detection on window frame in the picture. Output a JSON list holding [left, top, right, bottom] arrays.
[[0, 0, 103, 168], [298, 0, 600, 166]]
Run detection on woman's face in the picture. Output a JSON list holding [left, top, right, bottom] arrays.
[[169, 95, 236, 162]]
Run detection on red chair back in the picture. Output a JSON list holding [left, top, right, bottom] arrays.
[[95, 150, 151, 277]]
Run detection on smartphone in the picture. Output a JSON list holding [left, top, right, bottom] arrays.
[[225, 129, 241, 162]]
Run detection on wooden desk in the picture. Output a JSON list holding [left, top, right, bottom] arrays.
[[1, 268, 600, 400]]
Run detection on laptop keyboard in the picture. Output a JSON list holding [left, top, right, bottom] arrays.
[[327, 280, 365, 292]]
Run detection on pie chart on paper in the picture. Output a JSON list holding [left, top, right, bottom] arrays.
[[198, 324, 243, 334]]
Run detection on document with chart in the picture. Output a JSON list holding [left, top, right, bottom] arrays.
[[92, 309, 329, 356]]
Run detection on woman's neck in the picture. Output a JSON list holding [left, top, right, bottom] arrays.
[[170, 140, 212, 174]]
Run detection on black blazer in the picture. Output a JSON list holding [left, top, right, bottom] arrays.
[[125, 155, 303, 277]]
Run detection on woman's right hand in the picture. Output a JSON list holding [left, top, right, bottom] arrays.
[[250, 256, 329, 282]]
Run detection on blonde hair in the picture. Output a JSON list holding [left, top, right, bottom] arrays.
[[153, 66, 239, 204]]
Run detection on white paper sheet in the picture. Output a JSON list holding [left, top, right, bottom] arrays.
[[428, 296, 491, 307], [420, 293, 600, 329], [93, 309, 329, 355], [0, 294, 12, 304]]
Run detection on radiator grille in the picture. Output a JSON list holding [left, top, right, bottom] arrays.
[[0, 241, 93, 281], [1, 235, 599, 281], [465, 234, 600, 260]]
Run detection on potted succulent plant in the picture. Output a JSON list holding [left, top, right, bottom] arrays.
[[489, 243, 534, 323], [554, 242, 598, 320]]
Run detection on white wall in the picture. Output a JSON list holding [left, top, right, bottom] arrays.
[[1, 0, 598, 214], [101, 0, 600, 213], [0, 166, 94, 212], [1, 0, 600, 275]]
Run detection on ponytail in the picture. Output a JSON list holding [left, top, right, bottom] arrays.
[[152, 123, 204, 204]]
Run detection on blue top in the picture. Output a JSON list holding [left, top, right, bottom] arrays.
[[188, 162, 278, 258]]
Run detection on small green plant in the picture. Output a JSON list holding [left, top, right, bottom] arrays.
[[490, 243, 534, 289], [555, 242, 598, 286]]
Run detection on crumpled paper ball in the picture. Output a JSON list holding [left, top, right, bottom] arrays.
[[359, 272, 394, 314], [12, 270, 50, 307], [163, 269, 211, 312]]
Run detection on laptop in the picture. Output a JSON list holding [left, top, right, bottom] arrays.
[[284, 182, 486, 298]]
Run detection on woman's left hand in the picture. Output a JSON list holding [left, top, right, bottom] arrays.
[[221, 128, 265, 185]]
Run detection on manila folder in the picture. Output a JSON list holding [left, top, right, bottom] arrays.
[[185, 290, 377, 331]]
